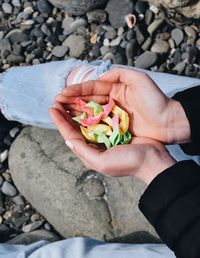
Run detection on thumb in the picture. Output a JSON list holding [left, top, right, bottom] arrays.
[[65, 138, 102, 171], [99, 68, 144, 85]]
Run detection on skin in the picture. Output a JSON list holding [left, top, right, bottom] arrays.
[[56, 68, 191, 144], [48, 68, 188, 185]]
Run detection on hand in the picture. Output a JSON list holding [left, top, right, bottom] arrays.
[[49, 102, 176, 185], [56, 68, 190, 144]]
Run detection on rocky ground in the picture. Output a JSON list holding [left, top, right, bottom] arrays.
[[0, 0, 200, 242]]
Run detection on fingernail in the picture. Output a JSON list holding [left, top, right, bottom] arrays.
[[65, 140, 74, 149]]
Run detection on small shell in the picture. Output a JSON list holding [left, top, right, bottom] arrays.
[[125, 14, 137, 29]]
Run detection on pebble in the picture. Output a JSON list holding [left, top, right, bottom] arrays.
[[3, 134, 13, 147], [184, 26, 197, 39], [0, 32, 4, 40], [126, 30, 134, 41], [3, 210, 12, 220], [0, 38, 11, 54], [9, 127, 20, 138], [86, 9, 107, 23], [126, 39, 137, 62], [1, 181, 17, 197], [0, 216, 2, 225], [173, 49, 182, 65], [7, 54, 25, 64], [37, 0, 52, 14], [31, 213, 40, 222], [141, 37, 152, 51], [145, 9, 153, 25], [13, 215, 29, 228], [63, 35, 85, 58], [12, 195, 25, 206], [168, 38, 175, 49], [62, 18, 87, 36], [0, 150, 8, 164], [148, 18, 164, 34], [22, 221, 43, 233], [188, 46, 199, 64], [171, 28, 184, 47], [106, 0, 134, 28], [12, 0, 21, 7], [52, 46, 68, 58], [196, 38, 200, 48], [44, 222, 52, 231], [103, 38, 110, 47], [2, 3, 13, 14], [0, 176, 3, 186], [105, 29, 117, 40], [109, 36, 122, 46], [135, 0, 148, 14], [135, 51, 158, 69], [135, 24, 146, 45], [173, 61, 186, 75], [5, 29, 29, 44], [151, 40, 170, 54], [100, 46, 110, 56], [118, 27, 124, 36]]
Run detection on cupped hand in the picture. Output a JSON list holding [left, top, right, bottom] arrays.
[[56, 68, 190, 144], [49, 102, 176, 185]]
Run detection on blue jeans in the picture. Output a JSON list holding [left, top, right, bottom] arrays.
[[0, 237, 175, 258]]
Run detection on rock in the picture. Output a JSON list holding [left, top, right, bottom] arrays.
[[147, 18, 164, 34], [9, 127, 158, 241], [173, 61, 186, 75], [5, 29, 29, 44], [109, 36, 122, 47], [86, 9, 107, 23], [9, 128, 20, 138], [135, 51, 158, 69], [1, 181, 17, 197], [135, 0, 148, 14], [52, 46, 68, 57], [0, 150, 8, 163], [151, 39, 170, 54], [2, 3, 13, 14], [7, 54, 25, 64], [47, 0, 106, 15], [7, 230, 59, 244], [100, 46, 110, 56], [126, 39, 137, 63], [184, 26, 197, 39], [145, 9, 153, 25], [105, 29, 117, 40], [135, 24, 146, 45], [188, 46, 199, 64], [0, 176, 3, 186], [106, 0, 134, 28], [12, 195, 25, 206], [31, 214, 41, 222], [12, 0, 21, 7], [63, 35, 85, 58], [141, 37, 152, 51], [171, 28, 184, 46], [0, 38, 11, 54], [62, 17, 87, 36], [22, 221, 44, 233], [142, 0, 200, 19], [37, 0, 52, 14]]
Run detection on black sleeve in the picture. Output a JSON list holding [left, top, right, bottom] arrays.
[[172, 86, 200, 155], [139, 160, 200, 258]]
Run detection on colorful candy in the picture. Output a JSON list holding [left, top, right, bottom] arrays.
[[72, 98, 132, 148]]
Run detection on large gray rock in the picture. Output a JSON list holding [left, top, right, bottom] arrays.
[[9, 127, 158, 242], [143, 0, 200, 19], [47, 0, 107, 15]]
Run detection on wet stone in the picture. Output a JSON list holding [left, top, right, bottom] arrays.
[[151, 40, 170, 54]]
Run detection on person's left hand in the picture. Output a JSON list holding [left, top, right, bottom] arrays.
[[49, 102, 176, 185]]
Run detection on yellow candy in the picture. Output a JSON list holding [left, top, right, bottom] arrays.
[[101, 116, 113, 127], [80, 126, 98, 143], [112, 105, 129, 134], [88, 124, 112, 136]]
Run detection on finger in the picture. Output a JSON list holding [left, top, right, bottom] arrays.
[[49, 108, 82, 140], [69, 110, 82, 117], [100, 68, 145, 85], [56, 94, 109, 105], [62, 80, 113, 97], [52, 101, 66, 114]]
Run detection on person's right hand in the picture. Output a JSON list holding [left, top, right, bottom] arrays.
[[57, 68, 190, 144]]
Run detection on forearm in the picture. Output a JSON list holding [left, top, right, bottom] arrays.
[[139, 160, 200, 258]]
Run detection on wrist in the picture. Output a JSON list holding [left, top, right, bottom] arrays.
[[166, 99, 191, 144], [135, 147, 177, 185]]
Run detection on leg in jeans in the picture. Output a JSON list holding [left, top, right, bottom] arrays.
[[0, 237, 175, 258]]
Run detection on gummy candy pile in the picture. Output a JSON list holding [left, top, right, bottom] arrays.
[[72, 98, 132, 148]]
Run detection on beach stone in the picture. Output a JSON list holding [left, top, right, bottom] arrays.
[[5, 29, 29, 44], [135, 51, 158, 69], [144, 0, 200, 19], [2, 3, 13, 14], [63, 35, 85, 58], [52, 46, 68, 57], [47, 0, 106, 15], [106, 0, 134, 28], [22, 221, 44, 233], [12, 0, 21, 7], [184, 26, 197, 39], [86, 9, 107, 23], [37, 0, 52, 14], [1, 181, 17, 197], [171, 28, 184, 46], [151, 39, 170, 54], [9, 127, 158, 242]]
